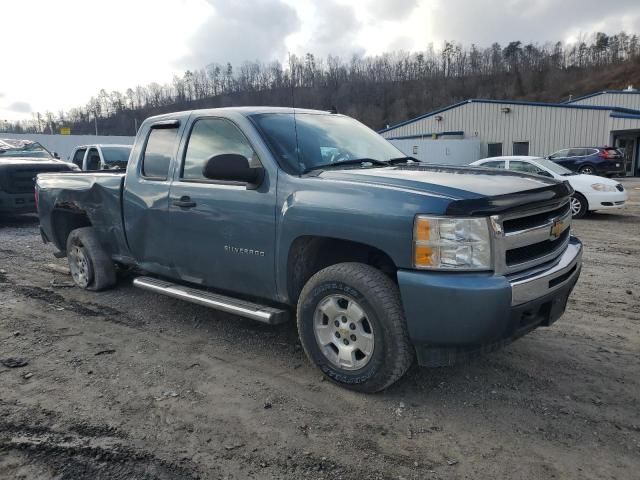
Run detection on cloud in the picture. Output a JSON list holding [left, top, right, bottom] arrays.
[[368, 0, 419, 21], [7, 101, 32, 113], [430, 0, 640, 46], [180, 0, 300, 68], [298, 1, 365, 58]]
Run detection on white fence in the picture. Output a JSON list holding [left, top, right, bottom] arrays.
[[2, 133, 135, 161]]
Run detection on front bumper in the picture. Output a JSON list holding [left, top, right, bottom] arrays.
[[397, 237, 582, 366], [586, 190, 628, 210], [595, 162, 625, 175], [0, 191, 36, 214]]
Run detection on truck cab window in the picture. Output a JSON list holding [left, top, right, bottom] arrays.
[[142, 127, 178, 180], [86, 148, 101, 170], [72, 148, 86, 168], [182, 118, 257, 181]]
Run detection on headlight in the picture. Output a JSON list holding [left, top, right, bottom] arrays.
[[591, 183, 616, 192], [413, 216, 492, 270]]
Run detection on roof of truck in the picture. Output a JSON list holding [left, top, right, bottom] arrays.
[[145, 106, 340, 123]]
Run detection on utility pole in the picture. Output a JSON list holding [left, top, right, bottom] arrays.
[[94, 110, 99, 136]]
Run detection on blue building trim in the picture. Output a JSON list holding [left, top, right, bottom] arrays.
[[378, 98, 640, 134], [610, 112, 640, 120], [565, 90, 640, 104], [386, 131, 465, 140]]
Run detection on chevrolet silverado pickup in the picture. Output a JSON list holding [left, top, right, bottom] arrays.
[[36, 107, 582, 392], [0, 139, 77, 215]]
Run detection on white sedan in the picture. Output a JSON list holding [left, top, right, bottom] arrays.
[[470, 156, 628, 218]]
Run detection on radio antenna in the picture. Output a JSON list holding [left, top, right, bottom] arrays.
[[288, 52, 301, 167]]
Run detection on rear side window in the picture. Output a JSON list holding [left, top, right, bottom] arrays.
[[86, 148, 101, 171], [142, 127, 178, 180], [482, 160, 506, 168], [568, 148, 587, 157], [72, 148, 86, 168]]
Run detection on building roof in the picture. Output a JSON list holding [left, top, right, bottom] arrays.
[[378, 98, 640, 134], [565, 89, 640, 104]]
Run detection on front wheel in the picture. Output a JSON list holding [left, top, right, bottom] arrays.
[[570, 192, 588, 219], [297, 263, 414, 393]]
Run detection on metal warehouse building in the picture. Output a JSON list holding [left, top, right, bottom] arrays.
[[379, 89, 640, 176]]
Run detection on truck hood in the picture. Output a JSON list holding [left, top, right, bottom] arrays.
[[314, 164, 573, 215]]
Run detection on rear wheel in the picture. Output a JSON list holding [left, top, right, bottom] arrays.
[[297, 262, 414, 393], [578, 165, 596, 175], [66, 227, 116, 291], [570, 192, 588, 219]]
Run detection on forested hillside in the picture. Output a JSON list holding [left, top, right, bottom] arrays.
[[7, 32, 640, 135]]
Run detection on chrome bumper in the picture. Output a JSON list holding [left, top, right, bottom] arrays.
[[510, 238, 582, 306]]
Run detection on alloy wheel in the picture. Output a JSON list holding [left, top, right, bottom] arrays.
[[313, 294, 375, 371]]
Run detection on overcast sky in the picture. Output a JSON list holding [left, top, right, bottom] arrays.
[[2, 0, 639, 121]]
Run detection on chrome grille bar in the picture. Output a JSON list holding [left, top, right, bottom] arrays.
[[491, 199, 572, 275]]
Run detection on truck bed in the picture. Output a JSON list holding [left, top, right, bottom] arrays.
[[36, 172, 129, 258]]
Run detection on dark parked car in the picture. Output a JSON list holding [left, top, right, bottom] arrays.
[[547, 147, 625, 176], [0, 139, 77, 215]]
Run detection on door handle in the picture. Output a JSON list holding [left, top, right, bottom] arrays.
[[172, 196, 196, 208]]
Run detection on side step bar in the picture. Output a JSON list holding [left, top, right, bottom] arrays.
[[133, 276, 289, 325]]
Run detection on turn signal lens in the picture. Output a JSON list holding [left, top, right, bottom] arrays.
[[414, 245, 434, 267], [414, 218, 431, 241]]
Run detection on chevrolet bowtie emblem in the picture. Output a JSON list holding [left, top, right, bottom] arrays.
[[550, 219, 564, 240]]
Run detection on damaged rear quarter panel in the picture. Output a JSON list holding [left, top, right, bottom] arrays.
[[37, 172, 130, 258]]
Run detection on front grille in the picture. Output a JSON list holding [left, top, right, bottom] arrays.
[[493, 199, 572, 275], [506, 229, 570, 266], [616, 184, 624, 192], [4, 166, 69, 194], [502, 203, 570, 234]]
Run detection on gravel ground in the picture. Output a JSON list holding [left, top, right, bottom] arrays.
[[1, 180, 639, 480]]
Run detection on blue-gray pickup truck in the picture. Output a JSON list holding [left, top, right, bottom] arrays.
[[36, 107, 582, 392]]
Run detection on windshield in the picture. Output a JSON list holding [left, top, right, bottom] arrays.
[[101, 146, 131, 164], [536, 158, 574, 175], [250, 113, 404, 174], [0, 139, 53, 159]]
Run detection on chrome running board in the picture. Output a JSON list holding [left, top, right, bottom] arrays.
[[133, 276, 289, 324]]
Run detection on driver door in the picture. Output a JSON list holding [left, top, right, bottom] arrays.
[[165, 116, 277, 299]]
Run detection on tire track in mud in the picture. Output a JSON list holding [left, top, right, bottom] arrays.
[[1, 282, 144, 329], [0, 420, 200, 480]]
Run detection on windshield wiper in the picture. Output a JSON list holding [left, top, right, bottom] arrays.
[[304, 158, 389, 173]]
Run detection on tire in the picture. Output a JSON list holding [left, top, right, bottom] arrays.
[[66, 227, 116, 291], [578, 165, 596, 175], [297, 262, 414, 393], [570, 192, 588, 219]]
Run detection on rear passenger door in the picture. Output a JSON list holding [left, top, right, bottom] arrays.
[[165, 116, 277, 298], [122, 118, 185, 275]]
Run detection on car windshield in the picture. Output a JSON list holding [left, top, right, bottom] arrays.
[[101, 146, 131, 166], [250, 113, 404, 174], [536, 158, 574, 175], [0, 139, 53, 159]]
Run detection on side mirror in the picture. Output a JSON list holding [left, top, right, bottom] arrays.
[[203, 154, 264, 187]]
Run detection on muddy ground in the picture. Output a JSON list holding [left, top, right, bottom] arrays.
[[1, 181, 639, 480]]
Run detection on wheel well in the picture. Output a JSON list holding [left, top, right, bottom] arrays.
[[51, 208, 92, 253], [286, 236, 397, 305]]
